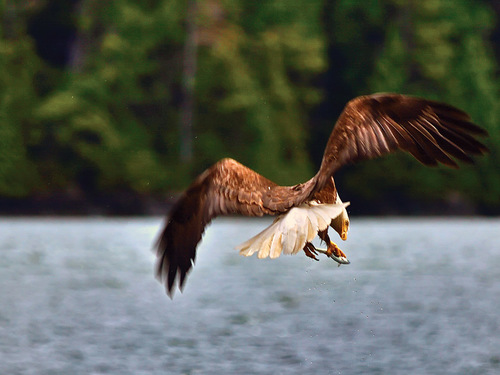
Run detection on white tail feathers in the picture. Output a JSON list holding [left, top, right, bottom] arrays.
[[236, 202, 350, 259]]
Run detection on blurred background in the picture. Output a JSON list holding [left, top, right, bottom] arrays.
[[1, 0, 499, 215]]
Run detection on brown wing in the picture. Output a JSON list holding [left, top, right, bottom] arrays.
[[312, 177, 338, 204], [313, 93, 488, 190], [155, 158, 312, 296]]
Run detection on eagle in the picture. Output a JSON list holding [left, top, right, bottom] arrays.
[[155, 93, 488, 297]]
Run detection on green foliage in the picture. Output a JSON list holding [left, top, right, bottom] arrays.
[[343, 0, 500, 209], [195, 0, 325, 184], [0, 0, 499, 213], [33, 0, 185, 193], [0, 20, 41, 196]]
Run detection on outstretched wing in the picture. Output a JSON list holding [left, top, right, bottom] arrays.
[[155, 158, 310, 296], [314, 93, 488, 189]]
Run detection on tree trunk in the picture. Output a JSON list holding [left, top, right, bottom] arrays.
[[180, 0, 198, 163]]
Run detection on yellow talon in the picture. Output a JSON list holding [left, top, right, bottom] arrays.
[[315, 241, 350, 265]]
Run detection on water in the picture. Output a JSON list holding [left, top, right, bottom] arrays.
[[1, 217, 500, 375]]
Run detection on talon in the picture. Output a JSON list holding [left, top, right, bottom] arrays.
[[330, 241, 348, 259], [303, 243, 319, 261], [329, 241, 350, 265], [315, 241, 350, 265]]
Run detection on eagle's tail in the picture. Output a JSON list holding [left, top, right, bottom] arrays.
[[236, 202, 349, 259]]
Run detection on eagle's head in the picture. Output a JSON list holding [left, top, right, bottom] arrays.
[[330, 192, 350, 241], [330, 205, 349, 241]]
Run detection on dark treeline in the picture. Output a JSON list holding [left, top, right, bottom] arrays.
[[1, 0, 499, 215]]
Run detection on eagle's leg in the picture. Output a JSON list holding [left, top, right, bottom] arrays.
[[303, 242, 319, 261], [316, 229, 350, 265]]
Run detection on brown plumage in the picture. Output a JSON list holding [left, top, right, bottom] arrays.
[[155, 93, 488, 297]]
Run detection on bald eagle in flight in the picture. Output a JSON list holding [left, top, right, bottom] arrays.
[[155, 93, 488, 297]]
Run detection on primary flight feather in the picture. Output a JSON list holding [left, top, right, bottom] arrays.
[[155, 93, 488, 297]]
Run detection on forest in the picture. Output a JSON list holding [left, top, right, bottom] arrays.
[[1, 0, 499, 215]]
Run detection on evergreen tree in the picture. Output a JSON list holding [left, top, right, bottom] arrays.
[[1, 0, 499, 213], [342, 0, 500, 212], [0, 3, 42, 197], [194, 0, 326, 184]]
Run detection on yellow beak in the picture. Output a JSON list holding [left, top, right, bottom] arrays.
[[341, 221, 348, 241]]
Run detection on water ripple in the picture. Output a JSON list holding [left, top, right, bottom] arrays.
[[1, 217, 499, 374]]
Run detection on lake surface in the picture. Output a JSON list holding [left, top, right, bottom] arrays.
[[1, 217, 500, 375]]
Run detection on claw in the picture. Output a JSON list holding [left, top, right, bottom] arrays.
[[315, 248, 350, 265], [315, 241, 350, 265], [303, 243, 319, 261]]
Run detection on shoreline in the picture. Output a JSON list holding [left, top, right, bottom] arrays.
[[1, 193, 496, 217]]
